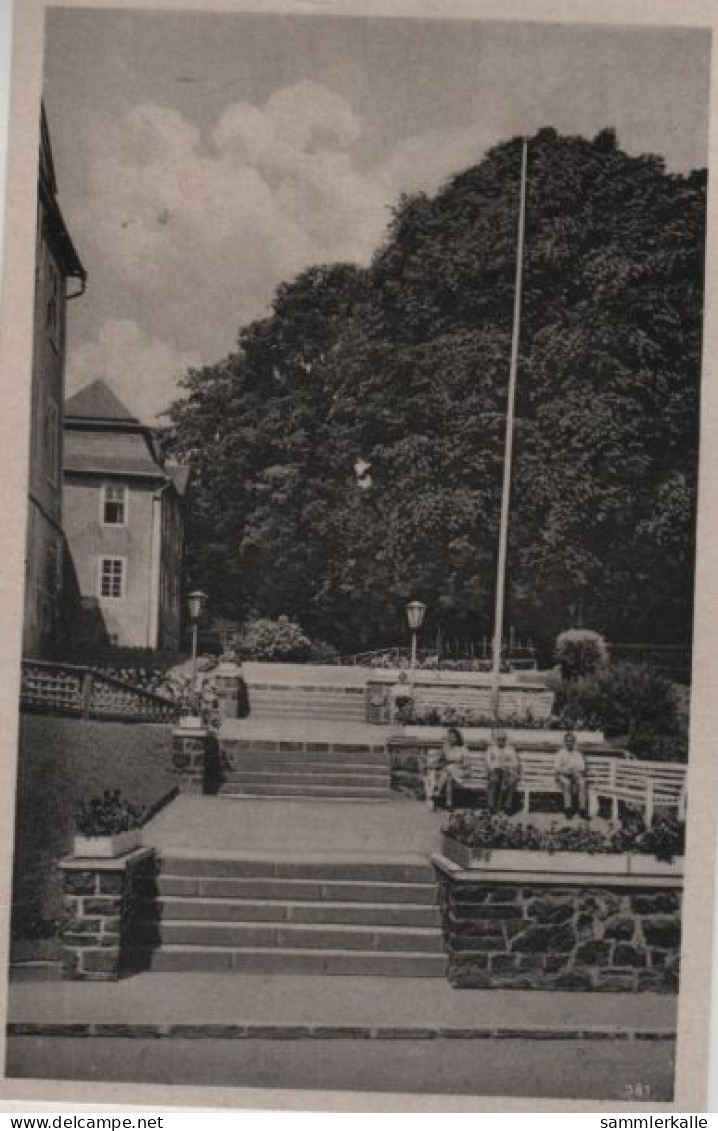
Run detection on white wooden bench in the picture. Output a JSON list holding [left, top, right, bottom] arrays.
[[595, 758, 687, 823], [434, 747, 686, 821]]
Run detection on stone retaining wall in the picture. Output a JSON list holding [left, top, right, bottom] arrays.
[[435, 864, 681, 992]]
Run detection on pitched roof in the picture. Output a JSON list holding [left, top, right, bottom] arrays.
[[64, 379, 190, 489], [63, 429, 166, 481], [65, 380, 138, 423]]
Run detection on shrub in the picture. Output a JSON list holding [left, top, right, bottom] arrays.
[[307, 639, 341, 664], [548, 661, 684, 760], [231, 616, 312, 662], [74, 790, 145, 836], [555, 628, 608, 681]]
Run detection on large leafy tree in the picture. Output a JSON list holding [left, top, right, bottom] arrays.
[[167, 128, 705, 653]]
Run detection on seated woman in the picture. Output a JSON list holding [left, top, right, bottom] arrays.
[[425, 726, 468, 810]]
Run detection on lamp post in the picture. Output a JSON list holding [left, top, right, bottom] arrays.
[[406, 600, 426, 671], [187, 590, 208, 690]]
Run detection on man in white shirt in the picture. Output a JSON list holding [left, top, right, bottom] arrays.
[[555, 732, 589, 818], [387, 670, 413, 724], [486, 728, 521, 814]]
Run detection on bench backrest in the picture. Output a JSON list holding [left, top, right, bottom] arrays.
[[441, 749, 686, 801]]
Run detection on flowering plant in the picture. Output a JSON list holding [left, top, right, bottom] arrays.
[[74, 790, 145, 836], [443, 810, 684, 861]]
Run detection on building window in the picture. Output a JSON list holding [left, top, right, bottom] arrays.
[[100, 557, 125, 599], [102, 483, 127, 525], [43, 398, 59, 484]]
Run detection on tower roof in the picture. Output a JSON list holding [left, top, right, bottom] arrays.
[[65, 379, 138, 423]]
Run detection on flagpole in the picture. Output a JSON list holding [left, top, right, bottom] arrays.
[[491, 136, 528, 722]]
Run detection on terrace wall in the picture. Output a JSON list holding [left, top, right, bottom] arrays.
[[434, 860, 681, 992]]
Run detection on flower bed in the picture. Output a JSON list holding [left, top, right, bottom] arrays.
[[442, 811, 684, 872]]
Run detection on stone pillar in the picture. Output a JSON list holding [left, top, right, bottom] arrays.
[[214, 662, 242, 720], [59, 848, 156, 981], [172, 718, 209, 793]]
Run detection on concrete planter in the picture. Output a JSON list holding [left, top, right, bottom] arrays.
[[73, 829, 143, 858], [627, 854, 683, 878], [440, 833, 683, 878]]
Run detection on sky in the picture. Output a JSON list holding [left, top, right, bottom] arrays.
[[43, 9, 711, 422]]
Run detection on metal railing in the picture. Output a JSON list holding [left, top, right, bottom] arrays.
[[20, 658, 179, 723], [332, 645, 539, 671]]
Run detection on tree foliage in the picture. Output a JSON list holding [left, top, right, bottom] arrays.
[[167, 128, 705, 653]]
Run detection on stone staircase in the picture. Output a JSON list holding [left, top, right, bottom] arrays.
[[218, 736, 393, 800], [246, 681, 368, 723], [133, 853, 446, 977]]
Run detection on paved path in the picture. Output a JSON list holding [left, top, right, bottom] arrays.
[[8, 973, 676, 1035], [5, 1035, 676, 1101], [146, 793, 444, 856]]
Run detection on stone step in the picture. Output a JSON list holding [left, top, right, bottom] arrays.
[[149, 875, 439, 904], [158, 855, 436, 884], [133, 945, 447, 977], [247, 690, 366, 702], [220, 761, 390, 776], [218, 791, 396, 803], [249, 699, 366, 715], [246, 687, 366, 699], [135, 919, 445, 953], [220, 744, 388, 764], [250, 710, 367, 722], [217, 783, 392, 799], [248, 694, 366, 706], [220, 771, 390, 788], [149, 895, 442, 928]]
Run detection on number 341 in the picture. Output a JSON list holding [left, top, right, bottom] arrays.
[[624, 1083, 652, 1101]]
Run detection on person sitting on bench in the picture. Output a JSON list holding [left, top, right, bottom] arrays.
[[387, 670, 413, 724], [486, 727, 520, 815], [425, 726, 467, 809], [555, 731, 589, 818]]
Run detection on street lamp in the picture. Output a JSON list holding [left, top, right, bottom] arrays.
[[188, 590, 208, 689], [406, 600, 426, 670]]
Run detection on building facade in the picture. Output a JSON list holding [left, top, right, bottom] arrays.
[[23, 106, 86, 657], [63, 380, 188, 650]]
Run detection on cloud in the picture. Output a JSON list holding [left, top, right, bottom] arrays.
[[67, 319, 201, 423], [72, 81, 498, 410], [84, 84, 387, 297], [376, 125, 498, 198]]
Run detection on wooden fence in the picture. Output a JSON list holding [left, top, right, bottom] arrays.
[[20, 659, 179, 724]]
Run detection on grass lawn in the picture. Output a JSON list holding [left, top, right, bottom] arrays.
[[11, 714, 177, 961]]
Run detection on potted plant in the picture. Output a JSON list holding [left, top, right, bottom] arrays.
[[73, 790, 145, 857], [178, 683, 204, 728]]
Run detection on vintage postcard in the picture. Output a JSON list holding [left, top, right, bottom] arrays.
[[0, 0, 717, 1113]]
